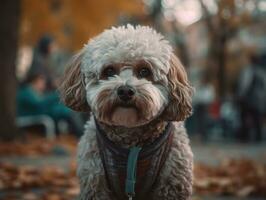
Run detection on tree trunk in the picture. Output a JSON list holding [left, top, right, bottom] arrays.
[[0, 0, 20, 140]]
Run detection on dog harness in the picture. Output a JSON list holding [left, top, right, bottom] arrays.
[[95, 120, 174, 200]]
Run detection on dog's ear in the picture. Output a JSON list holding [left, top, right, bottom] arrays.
[[59, 50, 90, 112], [162, 54, 193, 121]]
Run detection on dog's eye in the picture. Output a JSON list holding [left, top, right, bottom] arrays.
[[102, 66, 116, 78], [138, 67, 151, 78]]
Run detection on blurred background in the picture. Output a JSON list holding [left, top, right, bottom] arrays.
[[0, 0, 266, 200]]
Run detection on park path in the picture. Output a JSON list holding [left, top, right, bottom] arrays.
[[1, 141, 265, 167]]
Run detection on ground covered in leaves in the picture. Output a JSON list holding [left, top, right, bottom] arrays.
[[0, 136, 265, 200]]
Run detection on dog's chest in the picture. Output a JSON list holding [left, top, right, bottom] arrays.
[[96, 123, 174, 200]]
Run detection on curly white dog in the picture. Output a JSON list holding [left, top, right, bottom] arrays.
[[60, 25, 194, 200]]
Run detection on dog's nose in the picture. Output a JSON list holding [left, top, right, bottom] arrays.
[[117, 85, 135, 102]]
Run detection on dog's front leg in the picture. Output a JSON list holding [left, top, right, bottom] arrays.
[[151, 129, 193, 200], [77, 156, 113, 200], [77, 129, 114, 200]]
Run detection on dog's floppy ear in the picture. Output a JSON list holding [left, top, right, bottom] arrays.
[[59, 50, 90, 112], [162, 54, 193, 121]]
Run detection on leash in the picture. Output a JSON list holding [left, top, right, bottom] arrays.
[[126, 146, 142, 200]]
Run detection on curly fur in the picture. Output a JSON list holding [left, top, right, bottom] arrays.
[[162, 54, 194, 121], [81, 25, 172, 78], [59, 50, 90, 112], [59, 24, 194, 200]]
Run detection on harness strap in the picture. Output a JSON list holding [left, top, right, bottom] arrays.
[[126, 147, 142, 198]]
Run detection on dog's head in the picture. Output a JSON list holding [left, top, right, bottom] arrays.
[[59, 25, 193, 128]]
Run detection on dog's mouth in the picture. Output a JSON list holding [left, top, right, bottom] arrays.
[[111, 106, 138, 127], [113, 101, 140, 114], [96, 92, 159, 127], [116, 99, 136, 108]]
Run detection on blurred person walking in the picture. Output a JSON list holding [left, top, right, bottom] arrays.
[[236, 53, 266, 142], [193, 76, 215, 140], [27, 35, 56, 91]]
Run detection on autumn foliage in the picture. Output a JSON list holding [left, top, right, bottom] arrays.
[[20, 0, 144, 50]]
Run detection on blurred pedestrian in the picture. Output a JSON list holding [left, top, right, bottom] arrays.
[[27, 35, 56, 91], [193, 76, 215, 140], [236, 53, 266, 142]]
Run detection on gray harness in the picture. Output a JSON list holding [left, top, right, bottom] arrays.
[[95, 120, 174, 200]]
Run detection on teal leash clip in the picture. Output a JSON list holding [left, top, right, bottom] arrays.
[[125, 146, 142, 200]]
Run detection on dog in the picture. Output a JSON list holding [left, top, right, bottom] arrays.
[[59, 25, 194, 200]]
